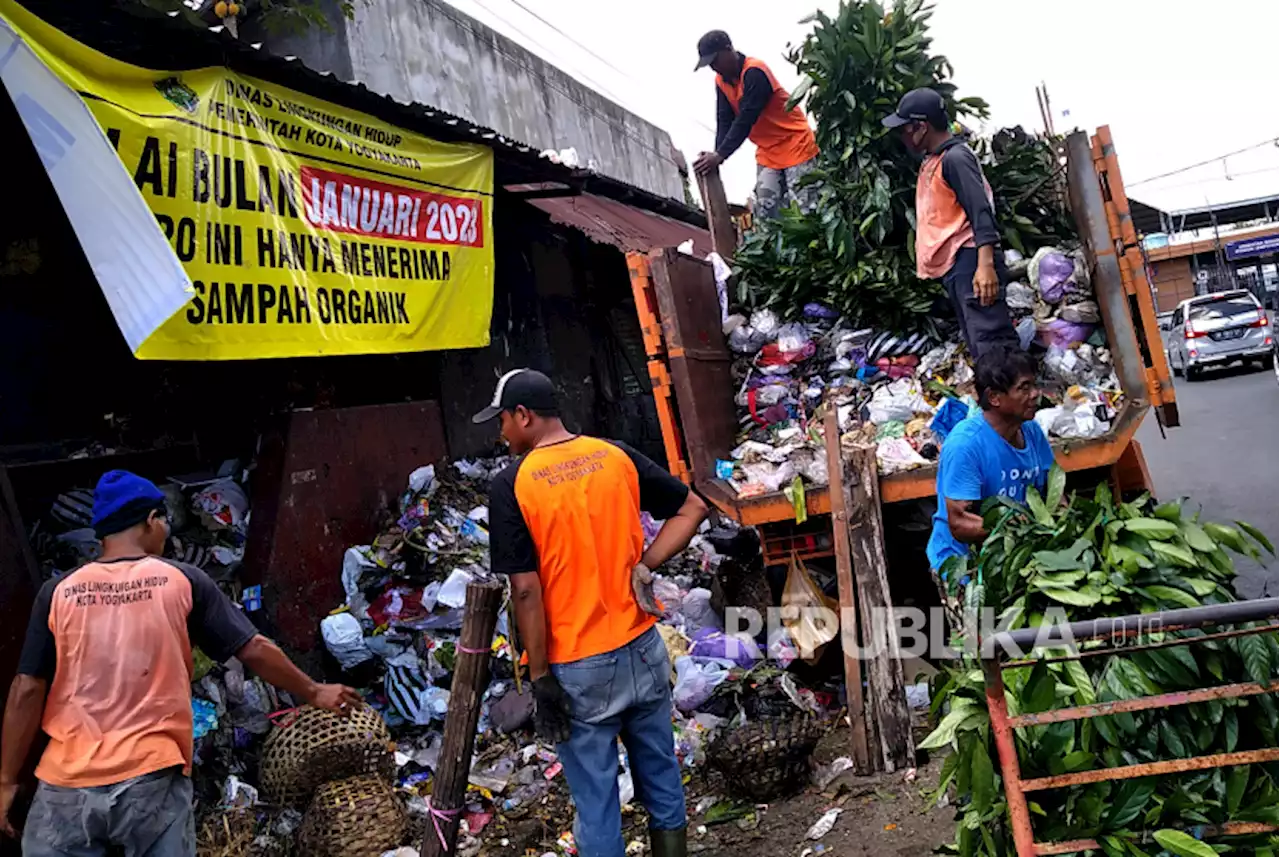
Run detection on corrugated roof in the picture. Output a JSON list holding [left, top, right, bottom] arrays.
[[9, 0, 709, 230], [527, 193, 713, 257]]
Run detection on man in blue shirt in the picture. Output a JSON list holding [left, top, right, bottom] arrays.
[[927, 347, 1055, 608]]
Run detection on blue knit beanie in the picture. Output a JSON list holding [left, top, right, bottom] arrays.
[[92, 470, 167, 539]]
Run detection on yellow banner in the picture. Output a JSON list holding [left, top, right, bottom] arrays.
[[5, 3, 494, 359]]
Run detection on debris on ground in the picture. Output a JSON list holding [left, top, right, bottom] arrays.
[[168, 455, 843, 855]]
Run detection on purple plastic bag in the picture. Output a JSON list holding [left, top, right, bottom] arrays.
[[1037, 252, 1075, 303], [803, 302, 839, 320], [689, 628, 757, 669], [1037, 319, 1095, 350]]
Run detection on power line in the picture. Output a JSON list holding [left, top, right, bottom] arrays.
[[1128, 138, 1280, 187], [1139, 166, 1279, 194], [487, 0, 718, 137]]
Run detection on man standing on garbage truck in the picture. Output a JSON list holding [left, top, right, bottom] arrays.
[[883, 88, 1020, 358], [927, 348, 1055, 622], [691, 29, 821, 222], [0, 469, 360, 855], [475, 369, 708, 857]]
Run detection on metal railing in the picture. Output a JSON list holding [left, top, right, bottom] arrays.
[[983, 598, 1280, 856]]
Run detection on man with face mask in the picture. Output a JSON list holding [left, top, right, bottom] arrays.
[[473, 369, 708, 857], [884, 88, 1020, 358]]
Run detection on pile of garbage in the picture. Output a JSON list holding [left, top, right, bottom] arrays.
[[1009, 246, 1124, 441], [177, 455, 850, 855], [31, 464, 253, 585], [715, 244, 1124, 497]]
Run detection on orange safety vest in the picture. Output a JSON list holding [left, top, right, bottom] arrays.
[[716, 57, 820, 171], [914, 148, 992, 279]]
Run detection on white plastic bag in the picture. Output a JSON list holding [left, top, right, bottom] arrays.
[[437, 568, 475, 609], [320, 613, 374, 669], [192, 479, 249, 532], [671, 656, 729, 712], [876, 437, 930, 475], [1005, 281, 1036, 312], [867, 378, 932, 424], [681, 588, 722, 632]]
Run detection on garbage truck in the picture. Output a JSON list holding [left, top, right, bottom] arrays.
[[625, 126, 1179, 559]]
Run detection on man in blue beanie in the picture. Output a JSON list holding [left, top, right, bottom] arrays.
[[1, 470, 361, 855]]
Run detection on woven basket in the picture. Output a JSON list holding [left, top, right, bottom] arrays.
[[298, 775, 407, 857], [706, 715, 827, 801], [259, 705, 395, 806]]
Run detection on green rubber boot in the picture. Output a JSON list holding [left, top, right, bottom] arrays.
[[650, 826, 687, 857]]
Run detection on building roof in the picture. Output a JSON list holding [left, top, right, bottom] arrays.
[[1143, 224, 1279, 262], [10, 0, 709, 230], [1129, 194, 1280, 236], [527, 193, 713, 257]]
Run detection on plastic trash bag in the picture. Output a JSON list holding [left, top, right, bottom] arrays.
[[1005, 281, 1036, 312], [688, 628, 756, 668], [681, 588, 722, 632], [768, 626, 799, 668], [707, 252, 732, 323], [321, 612, 374, 669], [385, 663, 450, 725], [1037, 319, 1095, 350], [749, 309, 780, 339], [1016, 316, 1037, 350], [727, 323, 767, 355], [867, 378, 932, 424], [192, 698, 218, 739], [1029, 247, 1076, 303], [437, 568, 476, 609], [192, 479, 249, 533], [1060, 300, 1100, 323], [781, 554, 839, 661], [929, 397, 970, 442], [877, 437, 930, 475], [671, 656, 730, 712]]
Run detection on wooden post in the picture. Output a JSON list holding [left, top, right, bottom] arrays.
[[421, 580, 503, 857], [822, 408, 873, 774], [695, 167, 737, 259], [842, 445, 915, 772]]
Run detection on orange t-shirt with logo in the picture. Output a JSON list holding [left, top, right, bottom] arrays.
[[17, 556, 258, 787], [488, 437, 690, 664]]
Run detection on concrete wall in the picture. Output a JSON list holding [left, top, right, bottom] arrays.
[[259, 0, 686, 201]]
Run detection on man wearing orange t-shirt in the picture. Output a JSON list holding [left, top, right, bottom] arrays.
[[0, 470, 359, 856], [476, 370, 707, 857], [691, 30, 821, 222]]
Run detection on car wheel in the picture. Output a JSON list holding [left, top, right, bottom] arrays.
[[1172, 360, 1183, 378]]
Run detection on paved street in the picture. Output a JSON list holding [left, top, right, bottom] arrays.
[[1136, 362, 1278, 599]]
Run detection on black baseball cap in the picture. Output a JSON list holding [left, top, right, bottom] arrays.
[[882, 88, 948, 129], [695, 30, 732, 70], [471, 369, 560, 424]]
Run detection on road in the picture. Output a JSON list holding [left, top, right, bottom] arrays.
[[1136, 361, 1278, 599]]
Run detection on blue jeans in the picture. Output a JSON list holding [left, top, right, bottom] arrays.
[[22, 767, 194, 857], [552, 625, 686, 857]]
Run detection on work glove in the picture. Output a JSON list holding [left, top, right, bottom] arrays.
[[532, 675, 573, 745], [631, 562, 662, 617]]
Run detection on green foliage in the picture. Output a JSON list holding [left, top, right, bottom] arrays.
[[731, 0, 1074, 330], [922, 466, 1280, 856], [129, 0, 358, 34]]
